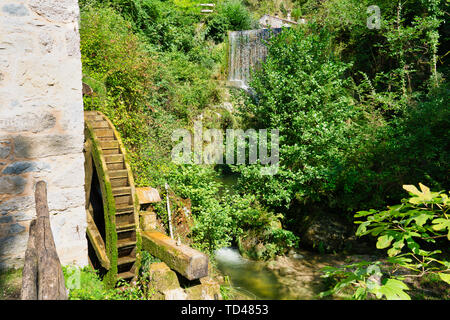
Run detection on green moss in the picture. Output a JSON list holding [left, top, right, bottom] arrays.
[[133, 193, 142, 273], [85, 124, 118, 288]]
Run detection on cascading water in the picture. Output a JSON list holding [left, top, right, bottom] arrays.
[[227, 28, 282, 91]]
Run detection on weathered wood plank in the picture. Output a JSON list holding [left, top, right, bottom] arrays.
[[34, 181, 68, 300], [86, 207, 110, 270], [84, 139, 93, 207], [142, 231, 209, 280]]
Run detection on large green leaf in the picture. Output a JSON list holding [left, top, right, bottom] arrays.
[[379, 279, 411, 300], [413, 213, 432, 227], [376, 234, 394, 249], [438, 273, 450, 285], [403, 183, 436, 204], [431, 218, 450, 240]]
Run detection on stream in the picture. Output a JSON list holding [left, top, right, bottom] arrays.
[[215, 248, 285, 299], [214, 247, 380, 300], [212, 172, 370, 300]]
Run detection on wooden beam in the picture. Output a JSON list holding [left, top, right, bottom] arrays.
[[84, 139, 93, 207], [142, 231, 209, 280], [86, 207, 110, 270]]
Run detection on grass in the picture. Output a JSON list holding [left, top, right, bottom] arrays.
[[0, 268, 22, 300]]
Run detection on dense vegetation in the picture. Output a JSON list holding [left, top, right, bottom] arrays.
[[77, 0, 449, 299], [79, 0, 296, 260]]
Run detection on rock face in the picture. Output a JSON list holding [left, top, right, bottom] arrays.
[[0, 0, 87, 270], [297, 210, 352, 253]]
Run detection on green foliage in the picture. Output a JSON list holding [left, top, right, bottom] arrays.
[[217, 0, 253, 31], [205, 0, 256, 43], [235, 1, 449, 216], [236, 25, 372, 210], [206, 13, 230, 43], [163, 164, 298, 256], [321, 261, 411, 300], [63, 266, 109, 300], [79, 1, 224, 191], [0, 268, 22, 300], [355, 184, 450, 271], [320, 184, 450, 300], [63, 265, 157, 300]]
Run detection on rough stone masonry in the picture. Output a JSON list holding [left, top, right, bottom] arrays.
[[0, 0, 87, 270]]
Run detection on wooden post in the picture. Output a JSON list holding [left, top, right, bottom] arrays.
[[165, 183, 174, 240], [21, 220, 38, 300], [21, 181, 68, 300]]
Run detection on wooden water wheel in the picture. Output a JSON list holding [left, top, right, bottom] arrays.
[[83, 110, 141, 286]]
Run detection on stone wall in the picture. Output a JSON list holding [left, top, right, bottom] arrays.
[[0, 0, 87, 270], [258, 14, 299, 29]]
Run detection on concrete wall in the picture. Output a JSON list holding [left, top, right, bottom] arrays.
[[0, 0, 87, 270]]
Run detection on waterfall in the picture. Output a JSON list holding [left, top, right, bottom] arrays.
[[227, 28, 282, 90]]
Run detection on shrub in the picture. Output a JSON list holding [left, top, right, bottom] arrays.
[[217, 0, 253, 31], [235, 24, 373, 211], [320, 184, 450, 300], [206, 13, 231, 43]]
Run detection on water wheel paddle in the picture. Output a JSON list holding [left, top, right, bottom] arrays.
[[83, 111, 141, 286]]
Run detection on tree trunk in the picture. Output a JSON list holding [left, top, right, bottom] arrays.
[[21, 181, 68, 300]]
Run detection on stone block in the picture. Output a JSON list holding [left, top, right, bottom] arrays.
[[164, 288, 188, 300], [7, 223, 26, 236], [0, 111, 56, 133], [65, 27, 80, 57], [39, 32, 55, 54], [147, 262, 189, 300], [0, 141, 11, 159], [0, 176, 27, 194], [14, 134, 83, 158], [0, 216, 13, 224], [0, 33, 34, 56], [46, 187, 85, 212], [185, 282, 221, 300], [2, 161, 50, 174], [1, 3, 29, 17], [0, 233, 28, 257], [0, 196, 34, 216], [148, 262, 181, 292], [140, 211, 157, 231], [28, 0, 79, 23]]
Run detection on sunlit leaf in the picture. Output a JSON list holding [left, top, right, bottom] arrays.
[[377, 234, 394, 249], [379, 279, 410, 300]]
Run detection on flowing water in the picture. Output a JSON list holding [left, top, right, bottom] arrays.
[[214, 247, 367, 300], [227, 28, 282, 90], [214, 248, 285, 299]]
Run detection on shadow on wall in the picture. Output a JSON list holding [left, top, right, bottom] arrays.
[[0, 133, 75, 271], [1, 137, 33, 270]]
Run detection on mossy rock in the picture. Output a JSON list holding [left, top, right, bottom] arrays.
[[148, 262, 181, 293]]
